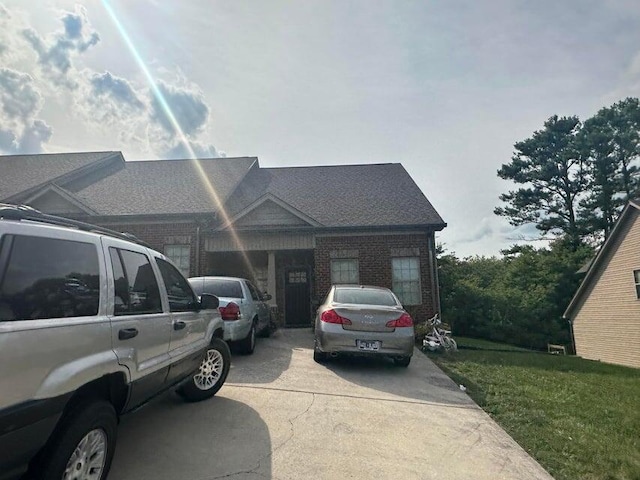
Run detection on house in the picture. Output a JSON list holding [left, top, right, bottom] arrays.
[[564, 199, 640, 368], [0, 151, 446, 327]]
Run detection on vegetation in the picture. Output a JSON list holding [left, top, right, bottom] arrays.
[[426, 340, 640, 480], [495, 97, 640, 244], [438, 238, 592, 350], [440, 97, 640, 350]]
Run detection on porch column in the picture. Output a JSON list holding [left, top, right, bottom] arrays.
[[267, 251, 277, 307]]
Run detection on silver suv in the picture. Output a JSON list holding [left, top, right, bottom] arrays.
[[0, 205, 230, 480]]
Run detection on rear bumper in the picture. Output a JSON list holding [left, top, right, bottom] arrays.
[[223, 318, 252, 342], [316, 323, 414, 357]]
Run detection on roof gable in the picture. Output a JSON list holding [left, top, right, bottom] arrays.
[[220, 194, 321, 230], [26, 184, 98, 215], [0, 151, 123, 202], [564, 200, 640, 319]]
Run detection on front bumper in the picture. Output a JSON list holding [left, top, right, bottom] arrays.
[[316, 323, 414, 357]]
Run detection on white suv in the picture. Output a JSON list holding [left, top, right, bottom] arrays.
[[0, 205, 230, 480]]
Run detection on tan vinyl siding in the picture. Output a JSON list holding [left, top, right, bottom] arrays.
[[573, 211, 640, 368]]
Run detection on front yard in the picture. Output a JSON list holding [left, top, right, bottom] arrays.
[[426, 337, 640, 480]]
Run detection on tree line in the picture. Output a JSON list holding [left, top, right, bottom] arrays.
[[440, 98, 640, 350]]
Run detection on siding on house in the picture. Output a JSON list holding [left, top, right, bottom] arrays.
[[572, 211, 640, 368]]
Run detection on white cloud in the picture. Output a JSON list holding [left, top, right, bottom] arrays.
[[150, 81, 210, 136], [21, 4, 99, 88], [0, 67, 52, 154]]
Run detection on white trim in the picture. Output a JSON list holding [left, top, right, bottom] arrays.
[[217, 193, 322, 230]]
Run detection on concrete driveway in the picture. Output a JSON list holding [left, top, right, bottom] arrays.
[[109, 329, 553, 480]]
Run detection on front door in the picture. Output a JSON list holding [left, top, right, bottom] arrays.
[[285, 268, 311, 327]]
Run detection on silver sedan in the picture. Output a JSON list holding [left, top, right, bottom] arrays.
[[313, 285, 415, 367]]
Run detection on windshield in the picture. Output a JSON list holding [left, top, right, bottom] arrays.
[[333, 288, 398, 306]]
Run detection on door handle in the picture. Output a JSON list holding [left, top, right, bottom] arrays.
[[174, 321, 186, 331], [118, 328, 139, 340]]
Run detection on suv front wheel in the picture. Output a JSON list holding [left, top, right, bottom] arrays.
[[32, 400, 117, 480], [179, 337, 231, 402]]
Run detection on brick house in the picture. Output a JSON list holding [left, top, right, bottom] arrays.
[[564, 199, 640, 368], [0, 151, 446, 327]]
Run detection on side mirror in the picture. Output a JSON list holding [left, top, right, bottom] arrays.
[[262, 292, 273, 301], [200, 293, 219, 310]]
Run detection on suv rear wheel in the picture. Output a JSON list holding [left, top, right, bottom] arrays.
[[179, 337, 231, 402], [32, 400, 117, 480]]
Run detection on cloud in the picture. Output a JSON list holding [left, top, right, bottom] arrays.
[[89, 71, 145, 110], [22, 4, 99, 88], [150, 81, 209, 136], [163, 139, 224, 159], [0, 68, 41, 121], [0, 67, 51, 154]]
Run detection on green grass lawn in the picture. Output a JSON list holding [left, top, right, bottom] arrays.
[[426, 338, 640, 480]]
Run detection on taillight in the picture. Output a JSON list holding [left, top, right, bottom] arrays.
[[386, 313, 413, 328], [219, 302, 241, 321], [320, 309, 352, 325]]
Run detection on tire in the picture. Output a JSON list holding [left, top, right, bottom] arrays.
[[258, 314, 277, 338], [442, 336, 457, 352], [238, 321, 257, 355], [31, 400, 117, 480], [313, 338, 328, 363], [180, 338, 231, 402], [394, 356, 411, 367]]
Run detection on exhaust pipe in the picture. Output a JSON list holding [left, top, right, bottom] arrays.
[[330, 352, 339, 358]]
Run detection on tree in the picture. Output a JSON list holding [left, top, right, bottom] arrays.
[[495, 115, 586, 245]]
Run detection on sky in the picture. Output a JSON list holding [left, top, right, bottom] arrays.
[[1, 1, 640, 257]]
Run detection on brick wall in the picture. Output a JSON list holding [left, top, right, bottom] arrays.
[[96, 220, 205, 278], [314, 233, 437, 323]]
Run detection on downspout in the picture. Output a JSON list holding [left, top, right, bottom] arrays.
[[195, 225, 201, 276], [427, 231, 440, 316]]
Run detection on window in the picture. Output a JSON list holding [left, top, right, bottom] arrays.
[[245, 281, 260, 301], [334, 287, 398, 306], [0, 235, 100, 321], [392, 257, 421, 306], [635, 270, 640, 299], [330, 259, 359, 284], [164, 245, 190, 278], [197, 278, 244, 299], [109, 248, 162, 316], [156, 258, 198, 312]]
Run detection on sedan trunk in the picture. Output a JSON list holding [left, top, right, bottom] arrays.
[[335, 305, 404, 333]]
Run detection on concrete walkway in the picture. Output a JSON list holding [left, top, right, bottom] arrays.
[[109, 329, 553, 480]]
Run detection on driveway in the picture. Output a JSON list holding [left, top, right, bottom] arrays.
[[109, 329, 553, 480]]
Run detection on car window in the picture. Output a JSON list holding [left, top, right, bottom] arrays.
[[109, 247, 162, 316], [333, 288, 398, 306], [156, 258, 198, 312], [0, 235, 100, 321], [245, 281, 260, 301], [201, 278, 244, 298]]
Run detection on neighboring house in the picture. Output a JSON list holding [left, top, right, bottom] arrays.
[[564, 199, 640, 369], [0, 151, 446, 327]]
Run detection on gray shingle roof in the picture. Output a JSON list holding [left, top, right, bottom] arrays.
[[225, 163, 445, 228], [0, 151, 119, 201], [76, 157, 257, 215]]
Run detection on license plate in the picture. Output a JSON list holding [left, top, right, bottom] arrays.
[[356, 340, 380, 351]]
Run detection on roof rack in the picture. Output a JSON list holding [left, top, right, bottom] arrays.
[[0, 204, 151, 248]]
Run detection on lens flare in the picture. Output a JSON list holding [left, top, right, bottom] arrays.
[[101, 0, 255, 279]]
